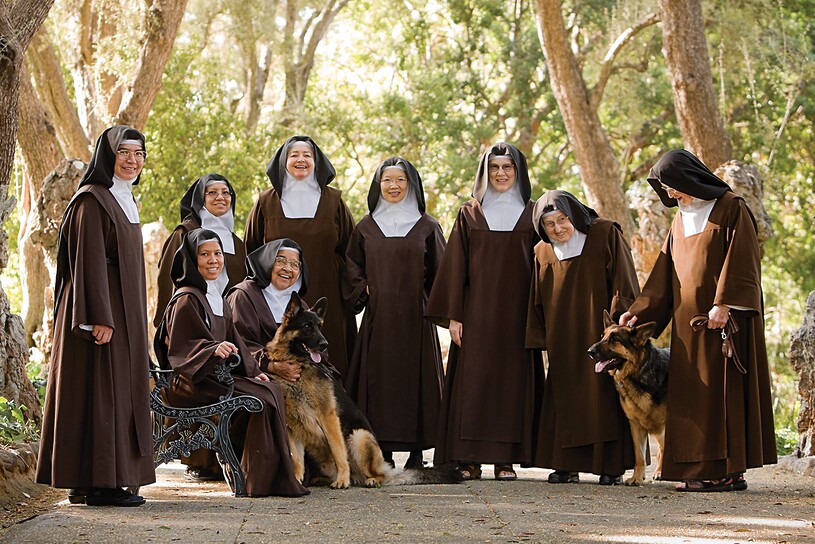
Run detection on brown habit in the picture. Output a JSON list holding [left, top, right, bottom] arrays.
[[526, 219, 638, 474], [244, 187, 356, 376], [628, 191, 776, 480], [162, 286, 308, 497], [154, 218, 246, 327], [37, 186, 155, 489], [426, 200, 543, 465], [344, 214, 446, 451]]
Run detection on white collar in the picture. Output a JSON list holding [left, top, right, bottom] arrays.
[[480, 182, 525, 231], [205, 278, 224, 317], [280, 172, 322, 218], [262, 277, 302, 324], [552, 229, 587, 260], [199, 208, 235, 254], [678, 198, 716, 236], [109, 175, 140, 223], [372, 187, 422, 237]]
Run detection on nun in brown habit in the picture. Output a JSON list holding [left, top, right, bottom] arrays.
[[153, 173, 247, 327], [620, 149, 776, 492], [425, 142, 544, 480], [343, 157, 446, 469], [525, 190, 639, 484], [226, 238, 312, 381], [36, 126, 155, 507], [155, 228, 308, 497], [244, 136, 356, 378]]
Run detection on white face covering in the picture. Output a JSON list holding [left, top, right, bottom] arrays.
[[262, 249, 303, 324], [678, 197, 716, 236], [199, 207, 235, 254], [280, 171, 322, 218], [372, 182, 422, 237], [481, 180, 526, 231], [109, 175, 140, 223]]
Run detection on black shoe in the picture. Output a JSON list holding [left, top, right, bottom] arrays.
[[404, 451, 426, 469], [67, 488, 87, 504], [382, 450, 395, 469], [185, 466, 225, 482], [599, 474, 623, 486], [85, 488, 145, 507], [548, 470, 579, 483]]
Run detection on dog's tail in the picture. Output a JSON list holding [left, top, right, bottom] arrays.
[[382, 464, 464, 486]]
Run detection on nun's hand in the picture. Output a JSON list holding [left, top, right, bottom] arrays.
[[449, 319, 463, 347], [707, 304, 730, 329], [253, 372, 270, 383], [618, 312, 637, 327], [269, 359, 301, 382], [92, 325, 113, 345], [214, 341, 238, 359]]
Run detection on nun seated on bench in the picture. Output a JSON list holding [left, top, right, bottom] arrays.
[[152, 228, 308, 498]]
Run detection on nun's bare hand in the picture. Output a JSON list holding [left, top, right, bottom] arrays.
[[449, 320, 463, 347], [707, 304, 730, 329], [92, 325, 113, 345], [214, 341, 238, 359], [618, 312, 637, 327], [269, 359, 301, 382], [253, 372, 270, 383]]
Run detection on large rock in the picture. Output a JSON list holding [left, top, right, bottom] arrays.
[[0, 443, 41, 510], [790, 290, 815, 459], [142, 219, 169, 350]]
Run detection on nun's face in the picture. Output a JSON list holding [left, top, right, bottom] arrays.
[[270, 249, 301, 290], [659, 183, 694, 206], [286, 142, 315, 180], [542, 210, 575, 243], [488, 156, 516, 193], [380, 167, 409, 203], [197, 241, 224, 281], [113, 142, 145, 180], [204, 181, 232, 217]]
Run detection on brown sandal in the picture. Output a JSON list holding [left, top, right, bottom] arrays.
[[494, 465, 517, 481], [457, 463, 482, 480]]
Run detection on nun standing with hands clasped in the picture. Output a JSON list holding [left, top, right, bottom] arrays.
[[154, 173, 247, 327], [425, 142, 543, 481], [619, 150, 776, 492], [244, 136, 356, 377], [155, 229, 308, 497], [343, 157, 446, 469], [37, 126, 155, 507], [526, 190, 639, 485]]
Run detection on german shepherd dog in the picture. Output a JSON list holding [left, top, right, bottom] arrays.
[[587, 311, 669, 486], [266, 293, 462, 489]]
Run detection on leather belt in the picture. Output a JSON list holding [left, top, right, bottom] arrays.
[[690, 314, 747, 374]]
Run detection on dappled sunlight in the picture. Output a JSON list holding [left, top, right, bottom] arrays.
[[596, 537, 777, 544]]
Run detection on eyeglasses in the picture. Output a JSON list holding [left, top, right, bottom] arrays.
[[543, 215, 571, 231], [660, 183, 680, 196], [488, 164, 515, 173], [116, 149, 147, 161], [274, 256, 301, 270], [205, 190, 232, 199]]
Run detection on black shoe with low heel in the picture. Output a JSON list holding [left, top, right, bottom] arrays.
[[67, 488, 87, 504], [85, 488, 145, 507], [548, 470, 579, 483], [598, 474, 622, 486]]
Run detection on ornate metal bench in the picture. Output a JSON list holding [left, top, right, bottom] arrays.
[[149, 354, 263, 497]]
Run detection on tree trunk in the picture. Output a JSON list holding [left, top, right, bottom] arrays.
[[26, 28, 91, 161], [714, 161, 773, 246], [533, 0, 636, 237], [790, 291, 815, 458], [0, 0, 56, 421], [115, 0, 190, 130], [627, 180, 673, 286], [26, 159, 86, 370], [17, 62, 62, 343], [659, 0, 732, 168]]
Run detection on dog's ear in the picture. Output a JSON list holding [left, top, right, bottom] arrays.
[[283, 292, 303, 321], [311, 297, 328, 322], [603, 309, 614, 328], [633, 321, 657, 345]]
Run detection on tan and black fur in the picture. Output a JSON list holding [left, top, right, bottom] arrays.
[[267, 293, 461, 488], [588, 311, 669, 486]]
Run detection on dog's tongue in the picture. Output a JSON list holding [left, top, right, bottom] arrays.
[[595, 360, 611, 373], [308, 349, 322, 363]]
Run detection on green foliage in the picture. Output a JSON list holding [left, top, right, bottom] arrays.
[[0, 398, 39, 445], [775, 427, 799, 456]]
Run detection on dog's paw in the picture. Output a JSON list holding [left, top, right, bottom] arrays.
[[652, 472, 663, 481], [624, 476, 643, 486], [330, 478, 350, 489], [363, 478, 381, 488]]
